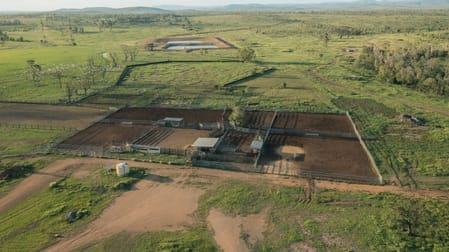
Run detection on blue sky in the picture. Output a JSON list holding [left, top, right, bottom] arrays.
[[1, 0, 356, 11]]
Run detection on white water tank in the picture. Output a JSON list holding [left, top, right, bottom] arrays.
[[116, 162, 130, 177]]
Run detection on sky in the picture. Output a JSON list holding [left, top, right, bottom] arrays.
[[1, 0, 355, 11]]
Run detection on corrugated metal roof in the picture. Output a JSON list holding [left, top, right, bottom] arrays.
[[192, 137, 219, 148], [163, 117, 184, 122]]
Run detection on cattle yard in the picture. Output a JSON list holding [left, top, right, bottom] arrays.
[[58, 107, 382, 184]]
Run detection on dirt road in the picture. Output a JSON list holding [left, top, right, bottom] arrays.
[[2, 157, 447, 216]]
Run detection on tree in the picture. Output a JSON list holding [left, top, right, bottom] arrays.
[[25, 60, 42, 86], [82, 57, 99, 86], [46, 64, 70, 88], [65, 78, 77, 103], [322, 32, 329, 47], [121, 45, 139, 62], [76, 76, 91, 96], [237, 47, 256, 62], [229, 106, 247, 127]]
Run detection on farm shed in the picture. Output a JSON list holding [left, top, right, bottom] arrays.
[[162, 117, 184, 127], [192, 137, 219, 152]]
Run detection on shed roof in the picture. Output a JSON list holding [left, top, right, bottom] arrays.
[[250, 140, 263, 150], [192, 137, 219, 148], [163, 117, 184, 122]]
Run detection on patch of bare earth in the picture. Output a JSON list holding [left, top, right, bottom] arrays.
[[289, 242, 318, 252], [45, 173, 204, 252], [207, 209, 266, 252]]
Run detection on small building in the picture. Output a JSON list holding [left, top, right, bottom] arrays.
[[162, 117, 184, 127], [250, 140, 263, 154], [192, 137, 219, 152]]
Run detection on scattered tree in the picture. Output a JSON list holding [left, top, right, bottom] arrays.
[[46, 64, 71, 88], [237, 47, 256, 62], [229, 106, 247, 127], [25, 60, 42, 86], [121, 45, 139, 62], [321, 32, 329, 47]]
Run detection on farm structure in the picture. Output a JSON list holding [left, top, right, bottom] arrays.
[[145, 37, 236, 51], [57, 107, 382, 184]]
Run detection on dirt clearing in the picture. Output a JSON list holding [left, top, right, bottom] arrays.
[[207, 209, 266, 252], [46, 172, 204, 252], [0, 103, 108, 129]]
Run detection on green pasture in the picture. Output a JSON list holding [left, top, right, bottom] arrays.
[[0, 126, 67, 155]]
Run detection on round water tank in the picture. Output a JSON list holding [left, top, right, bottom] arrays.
[[116, 163, 130, 177]]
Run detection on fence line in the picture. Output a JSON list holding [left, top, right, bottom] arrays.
[[346, 112, 383, 184], [0, 122, 75, 131]]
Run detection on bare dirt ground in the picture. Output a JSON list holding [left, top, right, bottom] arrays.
[[207, 209, 266, 252], [158, 128, 210, 149], [0, 103, 108, 129], [46, 171, 204, 252], [1, 158, 448, 251]]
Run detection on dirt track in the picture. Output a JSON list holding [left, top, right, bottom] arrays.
[[1, 158, 447, 217]]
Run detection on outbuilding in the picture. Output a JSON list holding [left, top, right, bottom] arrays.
[[162, 117, 184, 127], [192, 137, 219, 152]]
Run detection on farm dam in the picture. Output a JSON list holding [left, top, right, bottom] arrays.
[[58, 107, 383, 184]]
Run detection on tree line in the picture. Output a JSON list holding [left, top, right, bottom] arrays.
[[356, 44, 449, 96]]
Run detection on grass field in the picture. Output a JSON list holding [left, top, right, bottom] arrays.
[[0, 127, 68, 155]]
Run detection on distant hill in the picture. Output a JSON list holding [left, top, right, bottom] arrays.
[[54, 7, 170, 14], [5, 0, 449, 14], [157, 1, 449, 12]]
